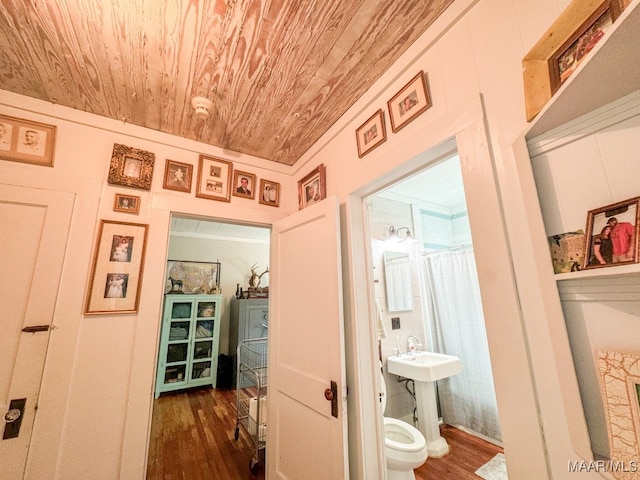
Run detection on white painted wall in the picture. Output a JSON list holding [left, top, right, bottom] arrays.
[[1, 0, 628, 477], [0, 93, 289, 480]]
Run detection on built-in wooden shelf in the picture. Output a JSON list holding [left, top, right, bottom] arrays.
[[526, 0, 640, 140]]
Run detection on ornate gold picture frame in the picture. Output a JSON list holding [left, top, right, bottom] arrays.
[[108, 143, 155, 190]]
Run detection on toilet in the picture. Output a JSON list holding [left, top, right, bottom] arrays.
[[380, 369, 428, 480]]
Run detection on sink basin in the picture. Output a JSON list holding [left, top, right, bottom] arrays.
[[387, 351, 462, 382]]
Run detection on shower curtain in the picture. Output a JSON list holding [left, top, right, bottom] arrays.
[[421, 249, 502, 442]]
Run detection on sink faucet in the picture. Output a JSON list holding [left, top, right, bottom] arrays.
[[407, 335, 420, 357]]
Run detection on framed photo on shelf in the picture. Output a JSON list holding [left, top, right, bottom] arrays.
[[387, 71, 432, 133], [297, 163, 326, 210], [108, 143, 155, 190], [163, 159, 193, 193], [196, 155, 233, 202], [259, 179, 280, 207], [165, 260, 221, 294], [583, 197, 639, 269], [232, 170, 256, 199], [0, 113, 57, 167], [85, 220, 149, 314], [522, 0, 625, 121], [113, 193, 141, 214], [356, 109, 387, 157]]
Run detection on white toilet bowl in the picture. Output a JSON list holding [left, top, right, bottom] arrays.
[[380, 370, 428, 480]]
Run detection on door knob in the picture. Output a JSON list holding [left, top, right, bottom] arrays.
[[324, 380, 338, 418], [3, 398, 26, 439], [4, 409, 21, 423]]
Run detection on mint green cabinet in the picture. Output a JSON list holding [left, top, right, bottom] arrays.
[[155, 294, 222, 397]]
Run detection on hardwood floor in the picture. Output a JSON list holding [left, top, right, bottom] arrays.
[[414, 424, 503, 480], [147, 387, 502, 480], [147, 386, 265, 480]]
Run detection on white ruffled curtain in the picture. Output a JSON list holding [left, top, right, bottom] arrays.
[[421, 249, 502, 442]]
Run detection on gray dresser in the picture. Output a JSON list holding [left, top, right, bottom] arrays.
[[229, 298, 269, 387]]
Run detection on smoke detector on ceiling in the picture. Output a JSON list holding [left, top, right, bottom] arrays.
[[191, 96, 215, 120]]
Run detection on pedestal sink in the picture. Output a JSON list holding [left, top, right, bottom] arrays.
[[387, 351, 462, 457]]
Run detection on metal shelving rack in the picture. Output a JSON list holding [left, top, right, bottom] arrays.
[[234, 337, 268, 473]]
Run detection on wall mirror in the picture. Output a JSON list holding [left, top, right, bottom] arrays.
[[383, 251, 413, 312]]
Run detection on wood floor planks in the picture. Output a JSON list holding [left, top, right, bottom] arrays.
[[147, 387, 502, 480]]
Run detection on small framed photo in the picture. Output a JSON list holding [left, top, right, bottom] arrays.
[[523, 0, 624, 121], [0, 114, 57, 167], [163, 159, 193, 193], [85, 220, 149, 314], [195, 155, 233, 202], [113, 193, 141, 214], [232, 170, 256, 199], [356, 109, 387, 157], [387, 71, 432, 133], [583, 197, 639, 270], [259, 179, 280, 207], [297, 163, 326, 210], [108, 143, 155, 190]]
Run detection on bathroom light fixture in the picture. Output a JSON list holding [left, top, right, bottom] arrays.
[[191, 96, 215, 120], [385, 225, 414, 242], [396, 227, 413, 241]]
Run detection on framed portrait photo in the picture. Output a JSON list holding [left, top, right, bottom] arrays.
[[259, 179, 280, 207], [196, 155, 233, 202], [583, 197, 639, 270], [232, 170, 256, 199], [113, 193, 141, 214], [356, 109, 387, 157], [85, 220, 149, 314], [297, 163, 326, 210], [387, 71, 432, 133], [108, 143, 155, 190], [0, 114, 57, 167], [163, 159, 193, 193], [523, 0, 625, 121]]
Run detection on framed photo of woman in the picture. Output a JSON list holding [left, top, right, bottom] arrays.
[[583, 197, 639, 269]]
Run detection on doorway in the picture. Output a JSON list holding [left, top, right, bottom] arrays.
[[366, 152, 502, 456], [147, 214, 270, 479]]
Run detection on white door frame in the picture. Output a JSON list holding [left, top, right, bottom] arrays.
[[343, 98, 557, 478]]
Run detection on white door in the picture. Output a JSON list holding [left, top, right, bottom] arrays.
[[267, 196, 349, 479], [0, 184, 74, 479]]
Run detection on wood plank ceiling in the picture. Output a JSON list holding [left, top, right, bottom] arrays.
[[0, 0, 453, 166]]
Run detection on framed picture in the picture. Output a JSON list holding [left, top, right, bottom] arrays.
[[195, 155, 233, 202], [297, 163, 326, 210], [165, 260, 221, 295], [113, 193, 141, 214], [583, 197, 639, 270], [523, 0, 625, 121], [232, 170, 256, 199], [387, 71, 432, 133], [0, 114, 57, 167], [163, 159, 193, 193], [259, 179, 280, 207], [85, 220, 149, 314], [356, 109, 387, 157], [108, 143, 155, 190]]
